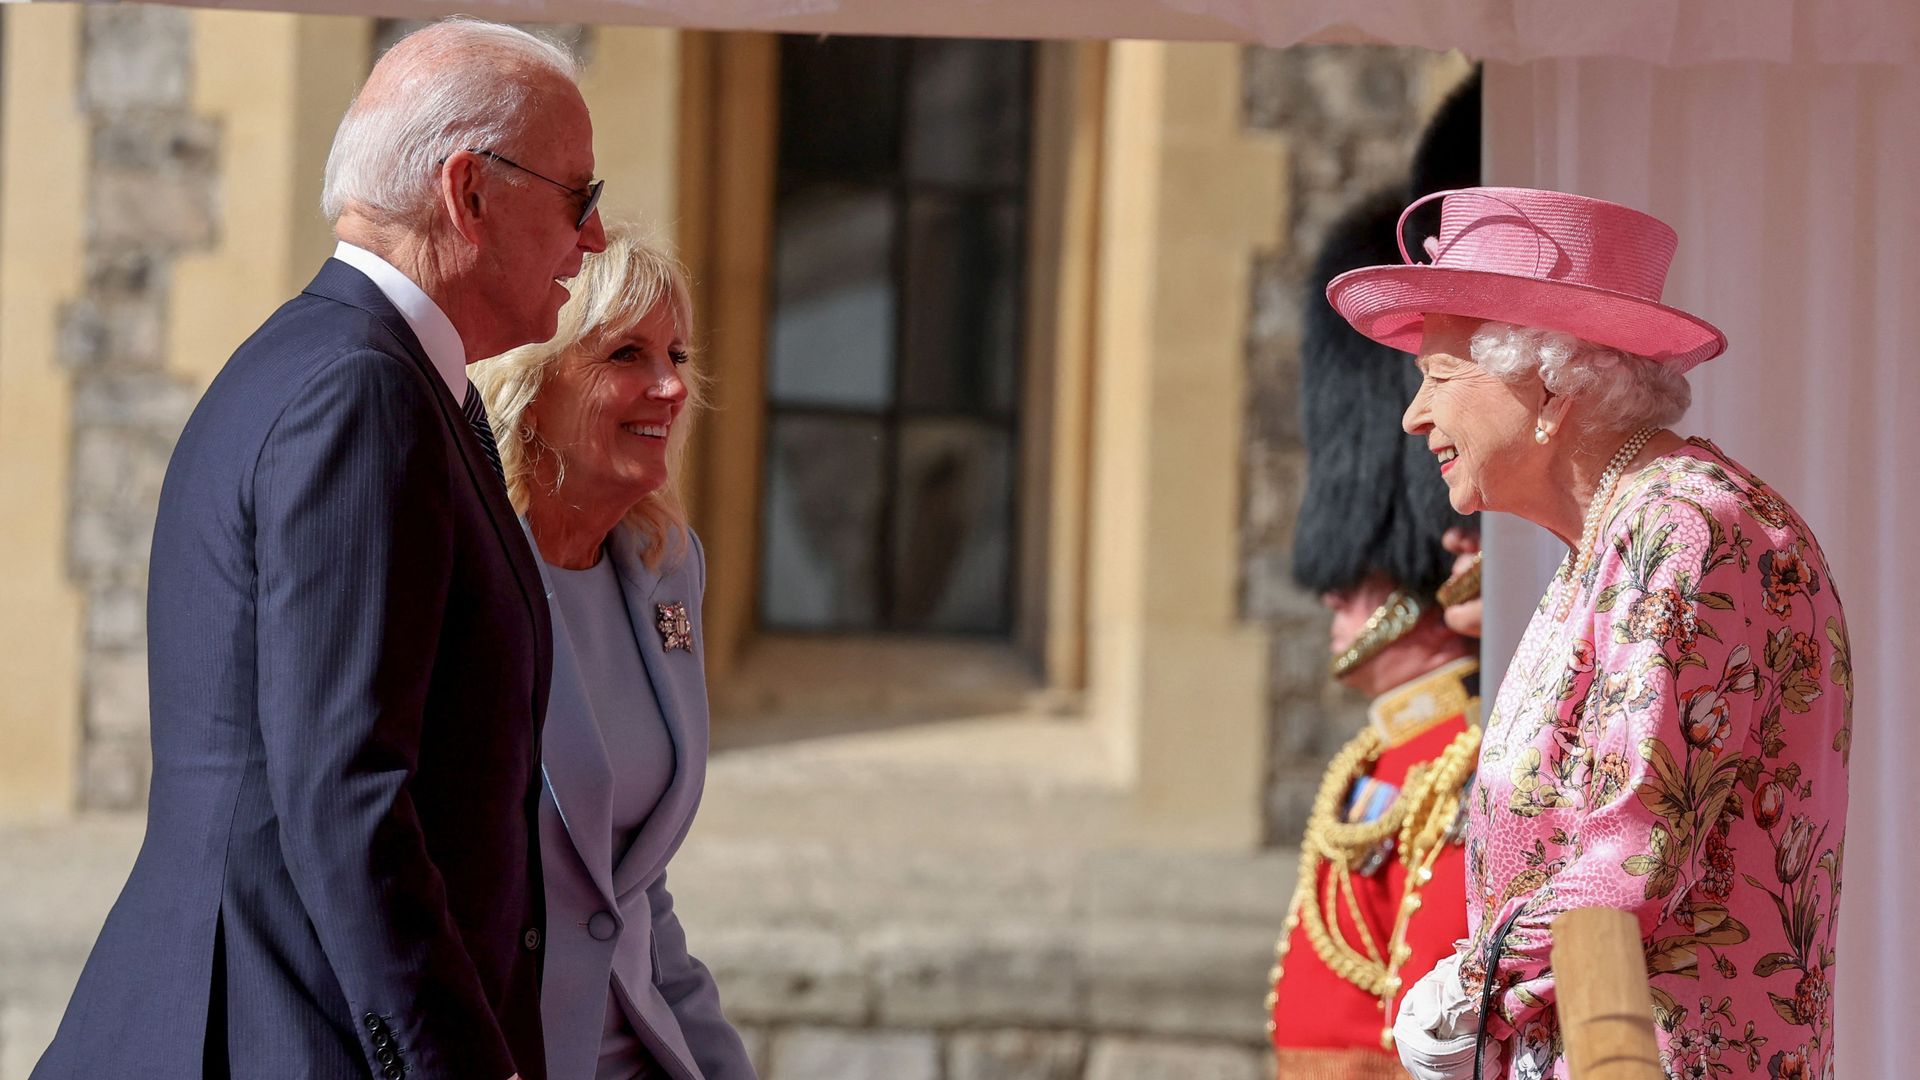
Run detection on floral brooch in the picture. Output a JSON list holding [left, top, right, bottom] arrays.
[[655, 602, 692, 652]]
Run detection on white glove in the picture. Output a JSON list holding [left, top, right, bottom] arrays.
[[1394, 952, 1492, 1080]]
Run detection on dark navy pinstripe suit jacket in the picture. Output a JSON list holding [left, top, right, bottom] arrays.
[[33, 260, 553, 1080]]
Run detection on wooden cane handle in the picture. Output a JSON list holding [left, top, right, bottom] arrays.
[[1550, 907, 1664, 1080]]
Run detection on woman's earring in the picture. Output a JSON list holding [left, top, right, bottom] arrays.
[[1535, 422, 1550, 445]]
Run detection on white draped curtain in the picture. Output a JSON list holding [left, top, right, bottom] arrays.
[[1478, 59, 1920, 1076]]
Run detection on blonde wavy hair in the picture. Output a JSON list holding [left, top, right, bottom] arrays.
[[470, 225, 704, 569]]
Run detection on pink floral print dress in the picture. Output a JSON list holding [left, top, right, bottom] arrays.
[[1463, 438, 1851, 1080]]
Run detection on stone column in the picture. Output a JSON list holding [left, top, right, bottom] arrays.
[[0, 5, 89, 821], [0, 8, 382, 815], [1086, 41, 1283, 850], [63, 4, 218, 810], [578, 26, 682, 237]]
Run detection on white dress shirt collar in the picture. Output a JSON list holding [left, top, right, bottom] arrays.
[[331, 241, 468, 401]]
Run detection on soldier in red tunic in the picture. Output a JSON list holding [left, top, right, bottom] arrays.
[[1266, 72, 1484, 1080]]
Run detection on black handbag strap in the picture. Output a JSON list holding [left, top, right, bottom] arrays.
[[1473, 905, 1526, 1080]]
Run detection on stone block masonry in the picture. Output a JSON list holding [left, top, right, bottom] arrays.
[[66, 6, 213, 810], [0, 820, 1296, 1079]]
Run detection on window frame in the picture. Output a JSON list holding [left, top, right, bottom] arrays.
[[679, 35, 1105, 715]]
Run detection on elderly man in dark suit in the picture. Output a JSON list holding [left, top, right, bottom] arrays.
[[33, 18, 605, 1080]]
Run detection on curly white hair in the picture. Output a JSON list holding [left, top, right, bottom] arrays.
[[1469, 321, 1691, 431]]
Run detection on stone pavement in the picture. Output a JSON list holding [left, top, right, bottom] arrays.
[[0, 728, 1296, 1079]]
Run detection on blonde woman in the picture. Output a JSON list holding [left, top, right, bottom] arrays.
[[473, 226, 753, 1080]]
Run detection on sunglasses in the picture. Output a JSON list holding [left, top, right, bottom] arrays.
[[462, 147, 604, 231]]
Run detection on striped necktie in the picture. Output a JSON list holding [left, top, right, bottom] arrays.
[[461, 382, 505, 482]]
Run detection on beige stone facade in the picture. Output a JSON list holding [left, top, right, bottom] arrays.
[[0, 11, 1468, 1075]]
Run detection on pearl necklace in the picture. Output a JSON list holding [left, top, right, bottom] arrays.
[[1556, 426, 1657, 616]]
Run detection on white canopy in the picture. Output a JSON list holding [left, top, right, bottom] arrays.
[[16, 0, 1918, 65]]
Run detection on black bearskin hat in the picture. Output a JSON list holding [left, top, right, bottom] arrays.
[[1289, 70, 1481, 597]]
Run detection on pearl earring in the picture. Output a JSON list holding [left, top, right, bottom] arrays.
[[1535, 424, 1550, 445]]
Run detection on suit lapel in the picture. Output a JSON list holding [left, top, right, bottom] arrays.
[[522, 521, 619, 906], [607, 526, 707, 900], [302, 260, 552, 725]]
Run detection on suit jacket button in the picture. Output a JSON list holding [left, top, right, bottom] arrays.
[[372, 1030, 393, 1049], [383, 1066, 404, 1080], [363, 1013, 381, 1032], [523, 927, 542, 951], [376, 1048, 396, 1066], [587, 911, 617, 941]]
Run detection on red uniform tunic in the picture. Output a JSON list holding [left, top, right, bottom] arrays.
[[1270, 659, 1479, 1080]]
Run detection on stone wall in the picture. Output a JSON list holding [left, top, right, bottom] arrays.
[[652, 814, 1293, 1080], [731, 1029, 1267, 1080], [1238, 46, 1474, 842], [64, 6, 212, 810], [1, 819, 1290, 1080]]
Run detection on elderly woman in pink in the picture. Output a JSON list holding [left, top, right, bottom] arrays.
[[1324, 188, 1851, 1080]]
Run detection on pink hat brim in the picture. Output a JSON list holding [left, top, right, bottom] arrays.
[[1326, 264, 1727, 373]]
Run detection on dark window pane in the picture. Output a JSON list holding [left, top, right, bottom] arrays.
[[761, 415, 887, 631], [778, 35, 904, 185], [890, 420, 1014, 633], [901, 194, 1022, 417], [762, 35, 1032, 641], [768, 187, 897, 409], [904, 39, 1031, 188]]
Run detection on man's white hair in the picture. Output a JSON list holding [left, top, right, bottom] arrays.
[[321, 18, 578, 226], [1470, 321, 1692, 432]]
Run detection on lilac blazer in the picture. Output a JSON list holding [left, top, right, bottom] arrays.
[[528, 521, 755, 1080]]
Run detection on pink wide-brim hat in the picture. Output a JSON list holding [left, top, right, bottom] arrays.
[[1326, 187, 1727, 372]]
